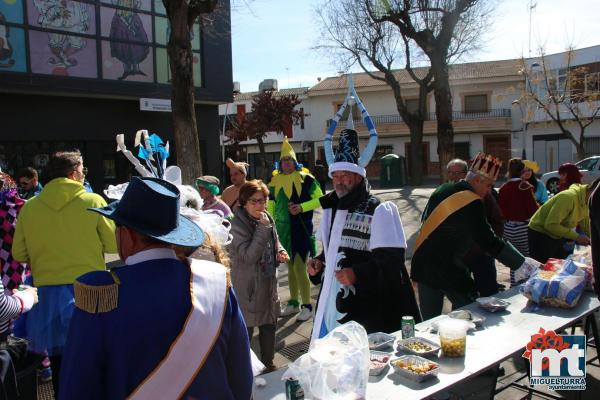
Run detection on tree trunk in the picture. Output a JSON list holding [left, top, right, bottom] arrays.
[[431, 59, 455, 183], [167, 2, 202, 184], [407, 121, 424, 186], [255, 135, 269, 182]]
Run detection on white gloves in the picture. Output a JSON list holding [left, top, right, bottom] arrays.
[[13, 287, 38, 313], [514, 257, 542, 283]]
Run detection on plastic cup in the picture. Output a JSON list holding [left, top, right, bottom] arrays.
[[437, 318, 472, 357]]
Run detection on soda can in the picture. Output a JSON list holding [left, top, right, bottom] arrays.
[[285, 378, 304, 400], [401, 315, 415, 339]]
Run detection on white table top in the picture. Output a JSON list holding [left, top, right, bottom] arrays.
[[252, 288, 600, 400]]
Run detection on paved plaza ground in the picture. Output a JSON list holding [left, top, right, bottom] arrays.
[[83, 185, 600, 400]]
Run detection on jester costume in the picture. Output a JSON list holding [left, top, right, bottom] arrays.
[[268, 137, 323, 315]]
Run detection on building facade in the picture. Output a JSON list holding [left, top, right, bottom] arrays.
[[221, 46, 600, 183], [0, 0, 232, 190]]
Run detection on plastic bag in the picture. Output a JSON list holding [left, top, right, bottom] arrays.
[[282, 321, 369, 400], [520, 259, 592, 308]]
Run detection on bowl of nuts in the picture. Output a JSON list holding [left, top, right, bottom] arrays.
[[397, 337, 440, 356], [389, 355, 440, 382]]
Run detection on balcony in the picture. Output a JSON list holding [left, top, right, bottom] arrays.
[[326, 108, 511, 128]]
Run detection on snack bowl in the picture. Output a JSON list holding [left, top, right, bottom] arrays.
[[476, 297, 510, 312], [368, 332, 395, 351], [389, 355, 440, 382], [448, 309, 486, 327], [397, 337, 440, 356], [369, 351, 390, 376]]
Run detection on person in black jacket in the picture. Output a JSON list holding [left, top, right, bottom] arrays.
[[307, 129, 420, 341]]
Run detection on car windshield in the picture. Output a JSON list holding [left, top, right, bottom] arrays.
[[576, 158, 599, 171]]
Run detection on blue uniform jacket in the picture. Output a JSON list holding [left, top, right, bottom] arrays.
[[59, 257, 253, 400]]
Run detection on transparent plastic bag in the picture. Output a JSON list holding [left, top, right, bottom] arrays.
[[282, 321, 369, 400], [520, 259, 592, 308]]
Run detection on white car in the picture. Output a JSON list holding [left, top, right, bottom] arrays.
[[540, 156, 600, 194]]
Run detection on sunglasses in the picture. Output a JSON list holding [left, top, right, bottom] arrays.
[[19, 180, 30, 186]]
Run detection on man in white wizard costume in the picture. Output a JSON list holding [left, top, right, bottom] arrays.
[[308, 78, 421, 341]]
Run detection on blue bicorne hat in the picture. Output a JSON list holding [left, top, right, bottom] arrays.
[[90, 177, 204, 247]]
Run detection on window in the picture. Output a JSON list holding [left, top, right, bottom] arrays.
[[585, 72, 600, 94], [335, 103, 361, 121], [453, 142, 470, 161], [464, 94, 488, 113], [576, 157, 598, 171]]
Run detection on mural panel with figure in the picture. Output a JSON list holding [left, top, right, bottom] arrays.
[[101, 0, 150, 11], [29, 29, 97, 77], [101, 5, 152, 81], [0, 0, 24, 24], [27, 0, 96, 75]]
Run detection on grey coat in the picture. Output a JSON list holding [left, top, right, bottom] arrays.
[[229, 207, 282, 327]]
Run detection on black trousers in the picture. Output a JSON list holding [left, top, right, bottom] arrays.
[[466, 252, 498, 297], [247, 324, 276, 368], [528, 228, 569, 263]]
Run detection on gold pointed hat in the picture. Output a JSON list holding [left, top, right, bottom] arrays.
[[280, 136, 297, 161], [469, 152, 502, 181]]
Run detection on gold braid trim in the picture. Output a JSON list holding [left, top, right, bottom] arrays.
[[225, 268, 232, 289], [74, 271, 120, 314]]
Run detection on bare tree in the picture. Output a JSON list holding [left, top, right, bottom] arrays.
[[226, 91, 302, 181], [519, 47, 600, 160], [316, 0, 433, 185], [163, 0, 220, 184], [367, 0, 492, 181]]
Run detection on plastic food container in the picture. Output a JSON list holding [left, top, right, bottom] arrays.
[[369, 351, 390, 376], [448, 309, 486, 327], [437, 318, 473, 357], [367, 332, 395, 351], [476, 297, 510, 312], [389, 355, 440, 382], [397, 337, 440, 356]]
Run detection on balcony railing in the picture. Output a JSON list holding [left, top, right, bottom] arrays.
[[326, 108, 511, 128]]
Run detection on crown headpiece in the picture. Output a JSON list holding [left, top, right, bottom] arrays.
[[469, 152, 502, 181]]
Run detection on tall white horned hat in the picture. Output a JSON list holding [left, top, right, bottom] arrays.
[[324, 75, 378, 178]]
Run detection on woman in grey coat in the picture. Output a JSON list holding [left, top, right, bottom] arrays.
[[229, 180, 289, 372]]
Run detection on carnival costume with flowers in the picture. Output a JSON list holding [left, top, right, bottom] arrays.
[[268, 137, 323, 314], [311, 77, 421, 341], [0, 173, 26, 293], [59, 132, 253, 399]]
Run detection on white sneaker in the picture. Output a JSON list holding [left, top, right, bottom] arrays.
[[280, 304, 299, 317], [296, 307, 313, 322]]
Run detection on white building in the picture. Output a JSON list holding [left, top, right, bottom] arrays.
[[221, 45, 600, 181]]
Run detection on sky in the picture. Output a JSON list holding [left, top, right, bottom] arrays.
[[230, 0, 600, 93]]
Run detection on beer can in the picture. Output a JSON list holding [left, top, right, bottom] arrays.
[[285, 378, 304, 400], [401, 315, 415, 339]]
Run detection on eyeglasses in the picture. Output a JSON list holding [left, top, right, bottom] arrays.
[[447, 170, 466, 176], [19, 180, 30, 186], [82, 167, 88, 176], [247, 198, 267, 205]]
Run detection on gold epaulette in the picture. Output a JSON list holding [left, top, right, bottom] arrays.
[[74, 271, 120, 314]]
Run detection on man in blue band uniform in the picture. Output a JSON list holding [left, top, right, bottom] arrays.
[[59, 177, 253, 400]]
